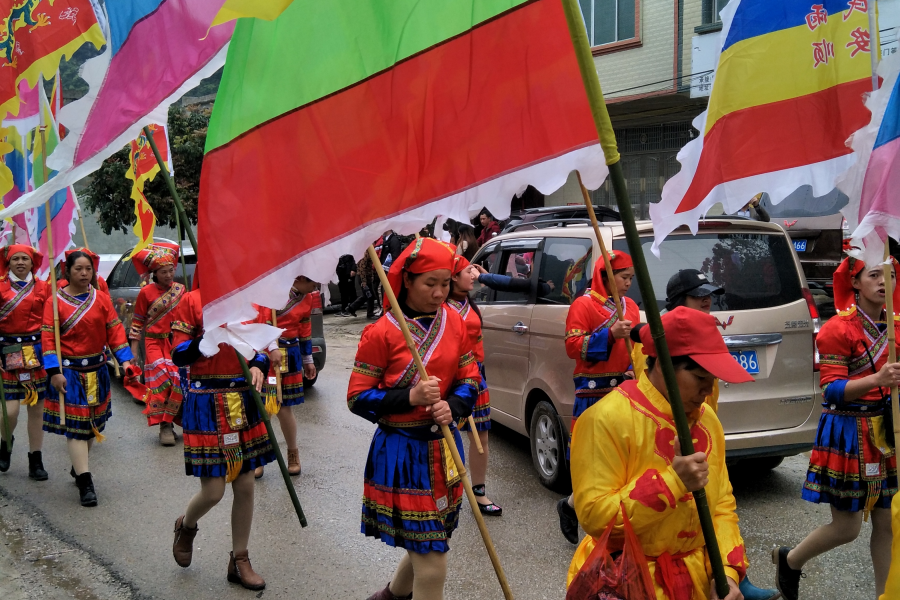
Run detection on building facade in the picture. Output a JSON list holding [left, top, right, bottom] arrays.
[[545, 0, 900, 218]]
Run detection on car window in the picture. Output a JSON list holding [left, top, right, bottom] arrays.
[[120, 261, 141, 288], [106, 261, 125, 288], [494, 249, 535, 303], [472, 243, 501, 303], [538, 237, 592, 305], [613, 232, 803, 311]]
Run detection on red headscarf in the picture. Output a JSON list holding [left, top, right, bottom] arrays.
[[131, 242, 179, 278], [386, 237, 455, 300], [452, 254, 470, 276], [65, 248, 100, 273], [0, 245, 43, 279], [591, 250, 633, 299], [833, 256, 900, 317]]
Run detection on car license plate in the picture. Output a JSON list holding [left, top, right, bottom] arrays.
[[793, 239, 807, 252], [730, 350, 759, 374]]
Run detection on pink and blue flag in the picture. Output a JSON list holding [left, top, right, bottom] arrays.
[[0, 0, 235, 220], [838, 53, 900, 267], [1, 80, 77, 276]]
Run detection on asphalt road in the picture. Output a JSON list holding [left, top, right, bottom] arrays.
[[0, 315, 882, 599]]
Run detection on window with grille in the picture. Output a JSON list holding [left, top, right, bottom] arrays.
[[579, 0, 637, 47]]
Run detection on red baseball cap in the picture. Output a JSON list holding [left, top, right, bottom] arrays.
[[639, 307, 754, 383]]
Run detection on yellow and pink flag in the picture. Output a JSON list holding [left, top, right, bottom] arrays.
[[652, 0, 874, 254]]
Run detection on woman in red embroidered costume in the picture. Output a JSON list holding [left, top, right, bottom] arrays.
[[448, 254, 501, 516], [557, 251, 639, 544], [128, 243, 185, 446], [349, 238, 480, 600], [774, 257, 900, 600], [253, 275, 317, 478], [169, 288, 275, 591], [0, 245, 51, 480], [42, 249, 134, 507]]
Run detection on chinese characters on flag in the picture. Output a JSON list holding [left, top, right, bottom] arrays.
[[807, 0, 870, 68]]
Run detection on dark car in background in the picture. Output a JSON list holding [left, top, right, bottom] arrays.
[[502, 204, 620, 233], [760, 187, 848, 319], [106, 241, 325, 385]]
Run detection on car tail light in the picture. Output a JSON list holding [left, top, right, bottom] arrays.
[[312, 345, 323, 354], [801, 288, 821, 371]]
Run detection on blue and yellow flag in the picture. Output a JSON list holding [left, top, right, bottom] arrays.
[[653, 0, 874, 253]]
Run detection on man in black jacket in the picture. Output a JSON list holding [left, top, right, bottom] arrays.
[[336, 255, 357, 316]]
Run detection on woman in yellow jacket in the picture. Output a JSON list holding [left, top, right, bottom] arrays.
[[568, 308, 752, 600]]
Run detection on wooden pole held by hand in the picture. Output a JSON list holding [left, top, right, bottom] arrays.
[[39, 125, 65, 429], [366, 245, 513, 600], [271, 309, 284, 408], [576, 171, 633, 357]]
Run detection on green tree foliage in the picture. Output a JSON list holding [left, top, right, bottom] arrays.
[[81, 106, 208, 235]]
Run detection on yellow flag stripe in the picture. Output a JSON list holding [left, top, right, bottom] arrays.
[[210, 0, 295, 28], [705, 12, 871, 135]]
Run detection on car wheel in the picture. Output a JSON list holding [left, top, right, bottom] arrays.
[[303, 373, 318, 387], [529, 400, 571, 493]]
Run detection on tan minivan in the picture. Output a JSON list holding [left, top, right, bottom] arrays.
[[471, 219, 822, 491]]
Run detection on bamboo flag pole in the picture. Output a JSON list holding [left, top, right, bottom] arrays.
[[271, 309, 284, 408], [236, 353, 308, 527], [868, 2, 899, 450], [0, 361, 9, 447], [576, 171, 633, 357], [560, 1, 729, 596], [38, 124, 66, 432], [141, 125, 306, 527], [367, 245, 513, 599], [883, 247, 899, 450], [142, 127, 198, 253], [416, 232, 482, 448], [423, 231, 485, 453]]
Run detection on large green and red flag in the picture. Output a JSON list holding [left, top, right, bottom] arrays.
[[199, 0, 613, 326]]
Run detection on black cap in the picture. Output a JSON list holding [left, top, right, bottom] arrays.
[[666, 269, 724, 303]]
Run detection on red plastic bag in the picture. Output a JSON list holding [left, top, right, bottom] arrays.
[[566, 503, 656, 600]]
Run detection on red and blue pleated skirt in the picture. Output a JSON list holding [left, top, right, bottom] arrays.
[[0, 333, 47, 403], [181, 375, 275, 478], [43, 353, 111, 441], [802, 407, 897, 512], [361, 424, 466, 554], [272, 338, 305, 407], [460, 361, 490, 432]]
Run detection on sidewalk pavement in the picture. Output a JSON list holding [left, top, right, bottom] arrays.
[[0, 539, 27, 600]]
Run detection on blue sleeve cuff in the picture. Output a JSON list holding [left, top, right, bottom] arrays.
[[114, 347, 134, 363], [585, 329, 611, 362], [43, 353, 59, 370], [300, 340, 312, 356], [350, 388, 388, 423], [823, 380, 848, 405]]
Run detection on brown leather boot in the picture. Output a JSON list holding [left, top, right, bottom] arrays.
[[227, 550, 266, 591], [172, 515, 198, 567], [159, 423, 176, 447], [365, 583, 412, 600], [287, 448, 301, 476]]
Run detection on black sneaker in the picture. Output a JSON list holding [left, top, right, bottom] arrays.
[[772, 546, 802, 600], [556, 497, 579, 544]]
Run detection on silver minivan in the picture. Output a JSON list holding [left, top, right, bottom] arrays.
[[471, 219, 822, 491]]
